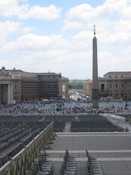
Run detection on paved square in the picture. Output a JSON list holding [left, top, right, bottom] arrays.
[[47, 132, 131, 175]]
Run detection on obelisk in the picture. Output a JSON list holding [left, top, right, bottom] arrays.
[[92, 25, 99, 108]]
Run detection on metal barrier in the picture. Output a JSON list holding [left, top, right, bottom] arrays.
[[88, 155, 104, 175], [0, 122, 54, 175]]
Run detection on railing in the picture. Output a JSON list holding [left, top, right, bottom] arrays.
[[0, 122, 54, 175]]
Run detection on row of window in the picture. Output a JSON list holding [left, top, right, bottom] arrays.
[[107, 74, 131, 79], [100, 83, 129, 90], [109, 84, 125, 88]]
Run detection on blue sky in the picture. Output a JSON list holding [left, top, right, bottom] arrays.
[[0, 0, 130, 79], [21, 0, 105, 34], [29, 0, 105, 8]]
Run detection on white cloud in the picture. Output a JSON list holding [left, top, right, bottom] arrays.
[[18, 5, 61, 20], [0, 0, 61, 21], [0, 0, 29, 7], [0, 31, 90, 78], [0, 20, 31, 47], [2, 33, 67, 52], [0, 0, 21, 6], [0, 0, 131, 79], [64, 0, 131, 31]]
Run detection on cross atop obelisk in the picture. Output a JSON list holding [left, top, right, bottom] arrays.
[[92, 25, 99, 109], [94, 24, 96, 35]]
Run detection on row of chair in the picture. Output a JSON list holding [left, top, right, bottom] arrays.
[[87, 150, 104, 175], [61, 150, 77, 175], [0, 116, 50, 168], [71, 117, 123, 132]]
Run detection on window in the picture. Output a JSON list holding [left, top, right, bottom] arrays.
[[121, 84, 124, 88], [101, 84, 105, 91]]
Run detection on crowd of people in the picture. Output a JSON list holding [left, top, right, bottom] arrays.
[[0, 99, 131, 115], [99, 101, 131, 113], [0, 99, 92, 115]]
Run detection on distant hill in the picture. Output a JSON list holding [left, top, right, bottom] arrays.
[[69, 80, 85, 89]]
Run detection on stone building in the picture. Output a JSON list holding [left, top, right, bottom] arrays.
[[0, 67, 69, 104], [84, 71, 131, 100], [83, 80, 92, 97]]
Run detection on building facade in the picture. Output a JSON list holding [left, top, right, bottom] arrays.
[[83, 80, 92, 97], [84, 72, 131, 100], [0, 67, 69, 104]]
